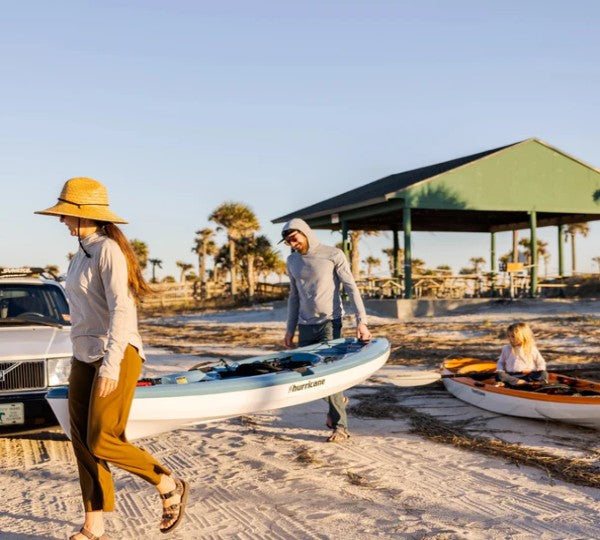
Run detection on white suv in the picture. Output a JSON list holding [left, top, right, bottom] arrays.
[[0, 267, 72, 430]]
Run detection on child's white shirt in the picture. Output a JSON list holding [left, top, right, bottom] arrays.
[[496, 344, 546, 372]]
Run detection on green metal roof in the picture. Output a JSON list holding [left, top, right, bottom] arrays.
[[272, 139, 600, 233]]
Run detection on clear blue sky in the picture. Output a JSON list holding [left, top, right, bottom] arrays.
[[2, 1, 599, 279]]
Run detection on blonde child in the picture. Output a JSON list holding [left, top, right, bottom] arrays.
[[495, 322, 548, 387]]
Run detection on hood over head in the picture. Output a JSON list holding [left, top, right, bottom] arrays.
[[280, 218, 320, 253]]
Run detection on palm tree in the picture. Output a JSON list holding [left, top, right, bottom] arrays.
[[348, 230, 379, 279], [238, 235, 284, 300], [213, 244, 231, 285], [130, 239, 149, 270], [206, 241, 219, 281], [254, 239, 281, 283], [519, 238, 549, 271], [363, 256, 381, 278], [273, 258, 287, 283], [184, 271, 198, 282], [565, 223, 590, 274], [469, 257, 486, 274], [543, 252, 551, 277], [148, 258, 162, 284], [537, 240, 550, 276], [411, 258, 426, 274], [499, 251, 513, 265], [511, 230, 519, 262], [209, 202, 260, 296], [350, 231, 361, 279], [236, 235, 262, 300], [382, 247, 404, 277], [435, 264, 452, 275], [518, 238, 532, 266], [592, 256, 600, 274], [192, 228, 216, 284], [176, 261, 193, 283]]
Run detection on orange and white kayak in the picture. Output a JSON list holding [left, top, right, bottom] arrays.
[[441, 358, 600, 429]]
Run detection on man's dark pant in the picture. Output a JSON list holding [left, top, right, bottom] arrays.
[[298, 318, 347, 430]]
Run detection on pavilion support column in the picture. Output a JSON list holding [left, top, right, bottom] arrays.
[[392, 226, 399, 279], [529, 211, 538, 297], [403, 201, 412, 299], [341, 221, 349, 260], [490, 232, 497, 296], [557, 224, 564, 277], [341, 222, 350, 301]]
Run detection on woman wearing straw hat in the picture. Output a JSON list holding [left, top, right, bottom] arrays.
[[36, 177, 189, 539]]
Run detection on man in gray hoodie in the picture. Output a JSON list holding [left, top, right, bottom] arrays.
[[281, 218, 371, 442]]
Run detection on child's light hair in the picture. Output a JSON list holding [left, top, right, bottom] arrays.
[[506, 322, 536, 360]]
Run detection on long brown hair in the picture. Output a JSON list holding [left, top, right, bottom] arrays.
[[102, 222, 152, 297]]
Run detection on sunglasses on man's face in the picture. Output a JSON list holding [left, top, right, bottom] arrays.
[[283, 232, 303, 246]]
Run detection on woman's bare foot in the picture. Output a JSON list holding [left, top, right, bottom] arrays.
[[70, 529, 106, 540], [156, 474, 189, 533], [69, 511, 105, 540], [157, 474, 183, 531]]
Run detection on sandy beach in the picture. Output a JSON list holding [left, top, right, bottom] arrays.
[[2, 300, 600, 539]]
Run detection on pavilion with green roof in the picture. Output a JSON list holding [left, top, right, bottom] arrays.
[[273, 138, 600, 299]]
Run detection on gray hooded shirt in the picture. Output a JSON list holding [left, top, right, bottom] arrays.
[[283, 218, 368, 334]]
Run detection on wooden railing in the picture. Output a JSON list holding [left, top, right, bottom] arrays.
[[140, 281, 289, 310], [139, 274, 584, 309], [356, 274, 570, 299]]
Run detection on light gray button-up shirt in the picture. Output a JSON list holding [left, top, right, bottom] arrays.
[[65, 232, 145, 380]]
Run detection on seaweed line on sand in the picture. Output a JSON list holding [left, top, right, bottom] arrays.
[[349, 387, 600, 489]]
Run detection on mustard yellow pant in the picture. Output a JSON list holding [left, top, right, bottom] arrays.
[[68, 345, 171, 512]]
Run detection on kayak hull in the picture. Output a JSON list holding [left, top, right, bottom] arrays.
[[442, 358, 600, 429], [47, 338, 390, 440]]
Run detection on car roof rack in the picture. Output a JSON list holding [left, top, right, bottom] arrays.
[[0, 266, 62, 281]]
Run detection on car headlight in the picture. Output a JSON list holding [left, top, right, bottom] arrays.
[[47, 356, 72, 386]]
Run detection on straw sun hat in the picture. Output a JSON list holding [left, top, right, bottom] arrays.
[[35, 177, 127, 224]]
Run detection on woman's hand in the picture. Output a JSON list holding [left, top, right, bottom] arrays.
[[96, 376, 118, 398]]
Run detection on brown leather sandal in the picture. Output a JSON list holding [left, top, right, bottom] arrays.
[[159, 478, 189, 534], [327, 427, 350, 443], [69, 527, 109, 540]]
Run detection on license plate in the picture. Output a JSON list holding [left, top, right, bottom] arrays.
[[0, 403, 25, 425]]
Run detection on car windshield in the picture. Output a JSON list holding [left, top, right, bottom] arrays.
[[0, 283, 70, 326]]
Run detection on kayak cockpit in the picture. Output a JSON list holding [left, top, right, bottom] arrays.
[[137, 352, 323, 386]]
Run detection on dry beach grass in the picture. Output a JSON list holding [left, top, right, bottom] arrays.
[[350, 385, 600, 490]]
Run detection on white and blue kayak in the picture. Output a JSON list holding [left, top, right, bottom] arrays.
[[46, 338, 390, 440]]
